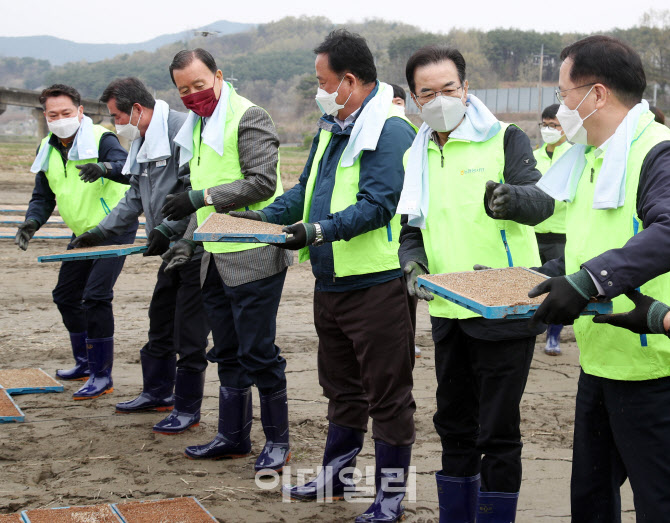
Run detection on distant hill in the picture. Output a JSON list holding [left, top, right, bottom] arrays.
[[0, 20, 254, 65]]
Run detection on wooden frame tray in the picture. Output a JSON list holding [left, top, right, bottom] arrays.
[[418, 267, 613, 319], [0, 387, 25, 423], [193, 213, 287, 243], [112, 497, 217, 522], [0, 368, 64, 395], [38, 244, 148, 263]]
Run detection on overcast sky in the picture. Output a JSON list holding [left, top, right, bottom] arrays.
[[5, 0, 664, 43]]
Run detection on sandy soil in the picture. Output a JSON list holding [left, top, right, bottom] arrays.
[[0, 159, 636, 522]]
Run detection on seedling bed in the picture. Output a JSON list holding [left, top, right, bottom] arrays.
[[0, 388, 24, 423], [418, 267, 612, 319], [22, 504, 122, 523], [194, 213, 287, 243], [112, 497, 217, 522], [0, 368, 63, 395], [0, 513, 24, 522], [38, 243, 148, 263]]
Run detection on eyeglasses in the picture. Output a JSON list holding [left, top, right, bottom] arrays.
[[538, 122, 562, 129], [555, 83, 596, 104], [415, 85, 463, 104]]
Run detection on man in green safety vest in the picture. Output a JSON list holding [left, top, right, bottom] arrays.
[[16, 84, 134, 401], [534, 104, 573, 356], [232, 30, 417, 522], [529, 35, 670, 520], [158, 49, 292, 474], [397, 46, 554, 522]]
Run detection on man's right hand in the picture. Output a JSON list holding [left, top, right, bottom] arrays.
[[161, 239, 196, 273], [15, 219, 39, 251], [70, 228, 105, 249], [403, 261, 434, 301], [228, 210, 266, 221]]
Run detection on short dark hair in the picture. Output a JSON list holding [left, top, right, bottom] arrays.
[[390, 83, 406, 101], [169, 48, 218, 85], [100, 77, 155, 114], [405, 46, 466, 95], [39, 84, 81, 109], [650, 106, 666, 125], [542, 104, 560, 120], [560, 35, 646, 108], [314, 29, 377, 85]]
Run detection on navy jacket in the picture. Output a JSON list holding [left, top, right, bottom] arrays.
[[262, 83, 416, 292]]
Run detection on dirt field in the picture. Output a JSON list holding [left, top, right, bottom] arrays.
[[0, 142, 635, 521]]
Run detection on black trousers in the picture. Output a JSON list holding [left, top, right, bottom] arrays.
[[571, 370, 670, 522], [52, 227, 137, 338], [140, 257, 209, 373], [201, 257, 287, 394], [536, 238, 566, 265], [315, 277, 416, 447], [432, 318, 534, 492]]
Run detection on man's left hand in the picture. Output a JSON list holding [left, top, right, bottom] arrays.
[[71, 228, 105, 249], [161, 190, 205, 221], [144, 227, 171, 256], [76, 163, 107, 183], [593, 291, 670, 334], [273, 223, 316, 250], [485, 180, 513, 219], [528, 268, 597, 326]]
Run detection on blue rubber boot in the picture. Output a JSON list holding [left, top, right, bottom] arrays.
[[355, 440, 412, 522], [435, 471, 480, 523], [56, 331, 89, 381], [116, 353, 176, 413], [184, 386, 252, 459], [283, 422, 364, 501], [544, 324, 563, 356], [255, 388, 291, 472], [153, 369, 205, 434], [73, 337, 114, 400], [478, 491, 519, 523]]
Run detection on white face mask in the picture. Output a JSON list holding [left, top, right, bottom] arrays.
[[556, 85, 597, 145], [541, 127, 563, 145], [47, 115, 81, 139], [315, 77, 352, 117], [116, 106, 142, 142], [418, 92, 467, 132]]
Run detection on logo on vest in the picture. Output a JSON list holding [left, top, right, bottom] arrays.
[[460, 167, 485, 176]]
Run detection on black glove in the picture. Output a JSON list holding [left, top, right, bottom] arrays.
[[76, 162, 107, 183], [161, 239, 196, 273], [528, 268, 597, 326], [593, 291, 670, 334], [403, 261, 434, 301], [70, 227, 105, 248], [15, 219, 39, 251], [161, 190, 205, 221], [228, 210, 267, 222], [144, 226, 171, 257], [485, 180, 513, 219], [274, 223, 316, 250]]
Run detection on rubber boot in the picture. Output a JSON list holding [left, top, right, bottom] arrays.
[[255, 388, 291, 472], [153, 369, 205, 434], [478, 491, 519, 523], [56, 331, 89, 381], [355, 440, 412, 522], [72, 337, 114, 400], [544, 324, 563, 356], [184, 386, 252, 459], [116, 353, 176, 413], [283, 422, 364, 501], [435, 471, 480, 523]]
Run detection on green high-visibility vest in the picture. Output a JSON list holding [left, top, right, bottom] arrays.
[[534, 140, 572, 234], [299, 107, 416, 278], [566, 111, 670, 381], [189, 85, 283, 254], [419, 123, 541, 319], [40, 125, 128, 236]]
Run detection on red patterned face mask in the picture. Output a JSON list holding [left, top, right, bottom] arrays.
[[181, 86, 219, 117]]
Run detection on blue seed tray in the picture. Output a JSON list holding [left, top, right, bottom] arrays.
[[0, 387, 25, 423], [194, 230, 287, 243], [38, 244, 148, 263], [111, 496, 217, 522], [417, 271, 613, 319], [22, 504, 122, 522], [0, 368, 64, 395]]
